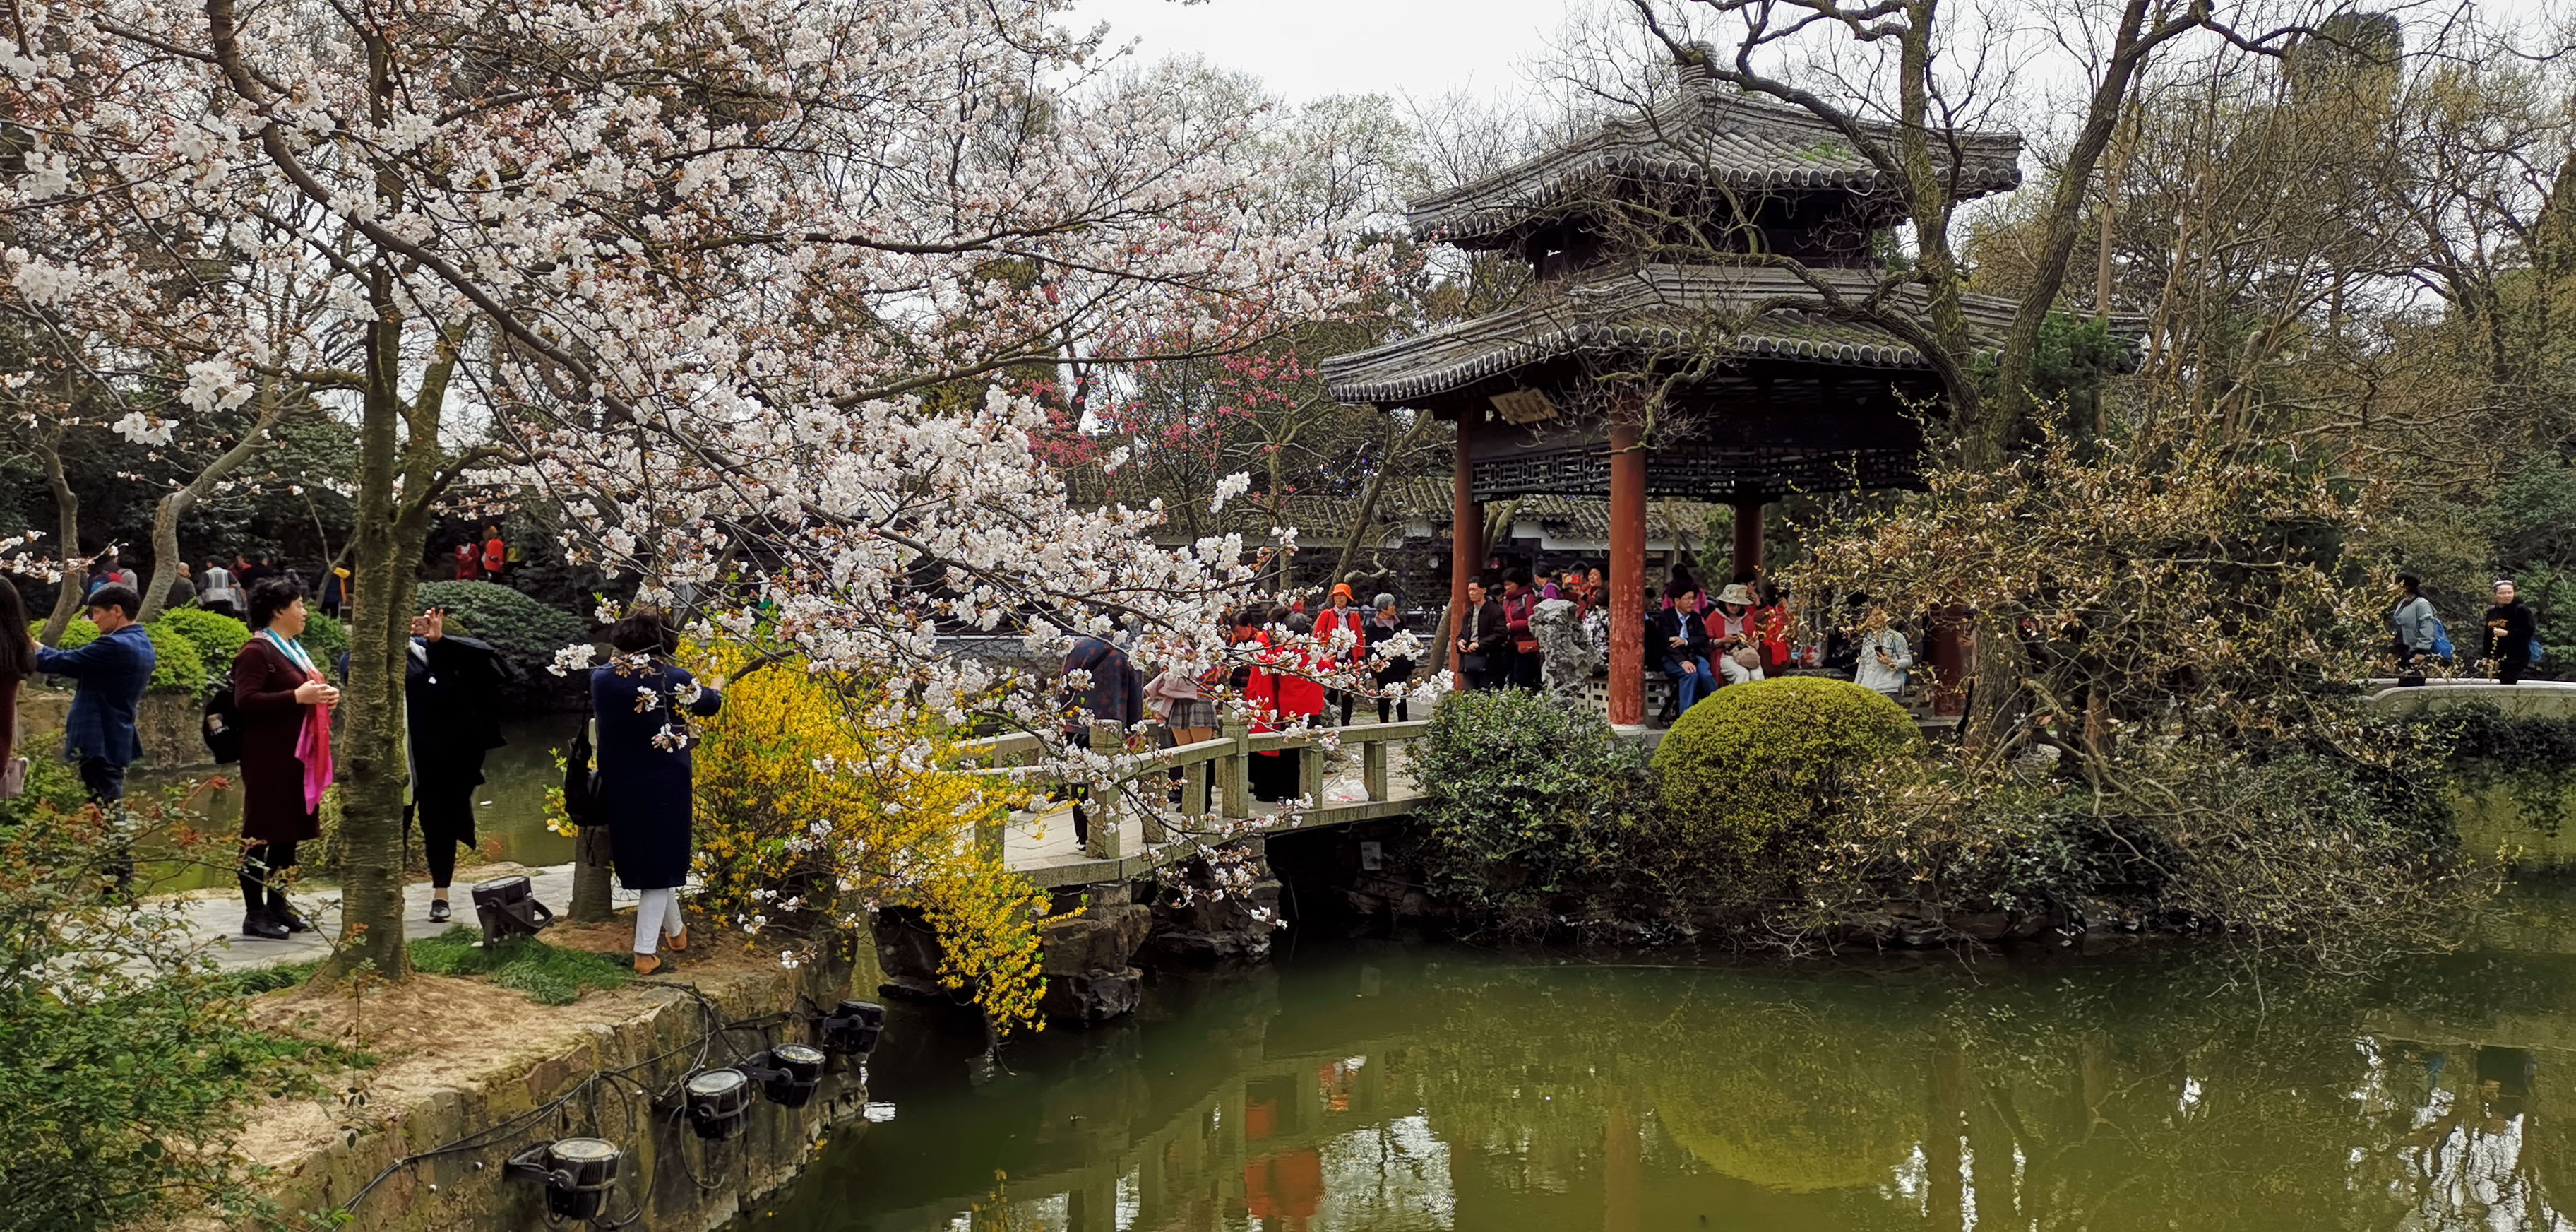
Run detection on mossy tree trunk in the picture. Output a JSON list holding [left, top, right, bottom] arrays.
[[36, 422, 82, 644]]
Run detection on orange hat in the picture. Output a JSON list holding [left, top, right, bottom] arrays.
[[1330, 583, 1353, 599]]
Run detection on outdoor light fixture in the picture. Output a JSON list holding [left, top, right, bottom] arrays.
[[683, 1067, 753, 1141], [471, 875, 556, 947], [817, 1000, 884, 1057], [739, 1044, 828, 1109], [504, 1137, 621, 1223]]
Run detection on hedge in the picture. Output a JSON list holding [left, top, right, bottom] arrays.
[[1650, 676, 1920, 860]]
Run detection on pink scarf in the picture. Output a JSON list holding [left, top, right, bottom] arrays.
[[297, 686, 334, 813], [263, 630, 334, 812]]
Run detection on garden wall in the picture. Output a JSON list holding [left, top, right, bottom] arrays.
[[16, 687, 208, 768], [220, 943, 885, 1232]]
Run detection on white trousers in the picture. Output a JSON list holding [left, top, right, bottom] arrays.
[[633, 887, 686, 954]]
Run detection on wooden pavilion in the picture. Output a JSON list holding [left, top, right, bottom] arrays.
[[1319, 53, 2032, 725]]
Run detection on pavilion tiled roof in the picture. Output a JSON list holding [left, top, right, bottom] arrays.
[[1320, 264, 2029, 407], [1409, 69, 2023, 246], [1256, 478, 1719, 545]]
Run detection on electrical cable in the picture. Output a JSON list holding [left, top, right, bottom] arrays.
[[328, 976, 848, 1220]]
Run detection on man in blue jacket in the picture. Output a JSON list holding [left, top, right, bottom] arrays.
[[35, 583, 155, 807]]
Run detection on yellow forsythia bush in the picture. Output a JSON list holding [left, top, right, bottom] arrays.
[[688, 641, 1046, 1035]]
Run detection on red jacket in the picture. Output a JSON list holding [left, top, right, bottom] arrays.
[[1312, 606, 1366, 665]]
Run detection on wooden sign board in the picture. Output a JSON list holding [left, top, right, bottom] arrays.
[[1490, 388, 1558, 425]]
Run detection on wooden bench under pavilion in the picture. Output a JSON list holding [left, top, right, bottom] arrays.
[[1320, 54, 2032, 726]]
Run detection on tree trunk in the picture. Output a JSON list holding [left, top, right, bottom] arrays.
[[1961, 610, 2025, 764], [1985, 0, 2168, 454], [1330, 412, 1437, 587], [37, 426, 81, 644], [572, 827, 615, 923], [318, 269, 415, 983], [138, 380, 289, 622]]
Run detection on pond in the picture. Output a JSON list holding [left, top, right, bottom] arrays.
[[128, 713, 578, 892], [740, 883, 2576, 1231]]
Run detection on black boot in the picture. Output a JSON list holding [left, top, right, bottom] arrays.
[[241, 908, 289, 940], [267, 889, 311, 933]]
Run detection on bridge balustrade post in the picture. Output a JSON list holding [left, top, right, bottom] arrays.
[[1218, 718, 1251, 819], [1362, 734, 1388, 802], [1085, 720, 1126, 860], [1139, 734, 1168, 846], [1181, 742, 1211, 817], [1298, 724, 1326, 804]]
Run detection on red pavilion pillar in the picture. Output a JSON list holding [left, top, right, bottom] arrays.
[[1732, 488, 1764, 580], [1607, 414, 1646, 726], [1449, 410, 1479, 679]]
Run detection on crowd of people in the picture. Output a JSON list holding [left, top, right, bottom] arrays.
[[0, 546, 2556, 970], [1445, 561, 1913, 722]]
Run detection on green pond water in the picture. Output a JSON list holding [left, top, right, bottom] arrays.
[[741, 885, 2576, 1232]]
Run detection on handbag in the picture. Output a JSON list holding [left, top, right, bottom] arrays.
[[201, 668, 243, 764], [560, 718, 608, 827], [2430, 617, 2454, 661], [1461, 651, 1490, 674], [0, 755, 25, 800]]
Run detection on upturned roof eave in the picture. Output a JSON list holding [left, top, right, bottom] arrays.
[[1318, 264, 2049, 406], [1405, 90, 2026, 248]]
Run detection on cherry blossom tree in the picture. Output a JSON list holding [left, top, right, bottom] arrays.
[[1, 0, 1381, 977]]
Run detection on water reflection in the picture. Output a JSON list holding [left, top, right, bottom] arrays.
[[749, 907, 2576, 1231]]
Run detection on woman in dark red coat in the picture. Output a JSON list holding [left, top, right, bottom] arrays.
[[234, 576, 339, 940]]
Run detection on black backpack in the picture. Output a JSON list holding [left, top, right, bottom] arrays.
[[201, 670, 243, 764], [561, 719, 607, 827]]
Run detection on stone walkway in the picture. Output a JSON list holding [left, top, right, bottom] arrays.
[[167, 863, 666, 973]]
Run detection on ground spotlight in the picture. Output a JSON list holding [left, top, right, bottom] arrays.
[[683, 1067, 753, 1141], [471, 875, 555, 947], [817, 1000, 884, 1056], [741, 1044, 827, 1108], [504, 1137, 620, 1222]]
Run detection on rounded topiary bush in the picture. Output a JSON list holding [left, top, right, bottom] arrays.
[[155, 607, 250, 680], [417, 580, 588, 677], [1650, 676, 1920, 860]]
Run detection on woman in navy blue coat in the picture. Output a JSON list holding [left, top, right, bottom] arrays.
[[590, 611, 722, 974]]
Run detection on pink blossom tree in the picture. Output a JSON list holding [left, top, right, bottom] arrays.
[[1, 0, 1383, 978]]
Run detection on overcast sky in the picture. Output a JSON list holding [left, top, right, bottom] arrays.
[[1071, 0, 1585, 104]]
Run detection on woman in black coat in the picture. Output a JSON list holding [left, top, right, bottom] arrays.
[[405, 605, 508, 923], [590, 611, 722, 974], [234, 576, 340, 940]]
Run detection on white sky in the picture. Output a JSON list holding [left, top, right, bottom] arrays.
[[1071, 0, 1581, 104]]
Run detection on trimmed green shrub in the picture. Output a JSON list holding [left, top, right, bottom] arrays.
[[417, 580, 588, 680], [1651, 677, 1921, 860], [141, 622, 205, 694], [298, 612, 349, 666], [49, 616, 97, 651], [153, 607, 249, 681], [47, 614, 209, 694], [1412, 689, 1659, 925]]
